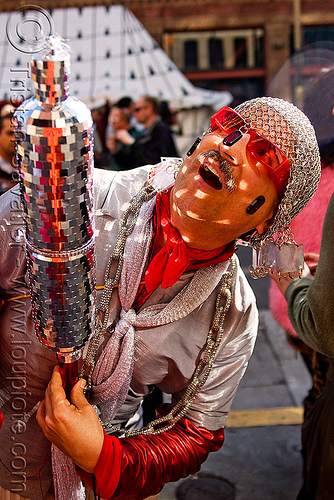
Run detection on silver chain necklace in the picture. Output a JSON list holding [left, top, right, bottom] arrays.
[[80, 181, 236, 437]]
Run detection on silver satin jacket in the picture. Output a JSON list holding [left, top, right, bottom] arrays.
[[0, 165, 258, 499]]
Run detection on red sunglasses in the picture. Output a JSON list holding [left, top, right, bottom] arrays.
[[211, 107, 290, 196]]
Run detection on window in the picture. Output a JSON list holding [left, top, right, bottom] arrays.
[[209, 38, 224, 69], [184, 40, 198, 70], [234, 38, 247, 68], [164, 29, 264, 72], [302, 26, 334, 46]]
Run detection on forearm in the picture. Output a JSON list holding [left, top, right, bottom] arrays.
[[80, 417, 224, 500], [286, 279, 320, 351]]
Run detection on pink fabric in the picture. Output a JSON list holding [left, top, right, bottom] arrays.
[[269, 165, 334, 335]]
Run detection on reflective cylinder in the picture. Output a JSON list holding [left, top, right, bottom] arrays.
[[14, 36, 96, 363]]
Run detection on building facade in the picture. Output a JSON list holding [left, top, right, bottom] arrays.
[[3, 0, 334, 104], [129, 0, 334, 104]]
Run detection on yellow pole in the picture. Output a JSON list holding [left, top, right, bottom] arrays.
[[293, 0, 303, 107], [293, 0, 302, 51]]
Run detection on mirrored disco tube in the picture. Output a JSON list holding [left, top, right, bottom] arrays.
[[14, 35, 96, 365]]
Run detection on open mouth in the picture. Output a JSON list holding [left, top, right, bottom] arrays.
[[199, 162, 223, 190]]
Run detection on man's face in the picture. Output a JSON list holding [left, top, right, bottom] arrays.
[[171, 127, 280, 244], [0, 117, 15, 159], [134, 98, 151, 125]]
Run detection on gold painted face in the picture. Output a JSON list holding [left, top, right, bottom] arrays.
[[171, 128, 279, 245]]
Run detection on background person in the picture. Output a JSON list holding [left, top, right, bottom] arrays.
[[0, 103, 17, 196], [271, 193, 334, 500], [92, 103, 112, 169], [159, 100, 179, 130], [116, 95, 144, 133], [106, 105, 141, 171], [131, 95, 179, 167], [269, 68, 334, 418]]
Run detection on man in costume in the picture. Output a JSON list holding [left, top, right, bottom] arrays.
[[0, 97, 320, 500]]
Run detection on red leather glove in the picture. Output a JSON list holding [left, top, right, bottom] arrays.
[[82, 415, 224, 500]]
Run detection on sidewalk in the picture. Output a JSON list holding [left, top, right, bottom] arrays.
[[159, 249, 312, 500]]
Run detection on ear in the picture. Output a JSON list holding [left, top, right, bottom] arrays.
[[186, 136, 202, 157], [255, 216, 275, 235]]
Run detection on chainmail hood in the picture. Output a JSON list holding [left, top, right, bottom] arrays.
[[234, 97, 321, 247]]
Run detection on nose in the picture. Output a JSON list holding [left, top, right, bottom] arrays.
[[218, 132, 250, 166]]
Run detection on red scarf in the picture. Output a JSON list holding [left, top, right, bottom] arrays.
[[134, 190, 235, 309]]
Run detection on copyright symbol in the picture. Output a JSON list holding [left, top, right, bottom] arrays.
[[6, 4, 55, 54]]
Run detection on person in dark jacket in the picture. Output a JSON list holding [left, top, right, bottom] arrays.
[[271, 193, 334, 500], [131, 95, 178, 166]]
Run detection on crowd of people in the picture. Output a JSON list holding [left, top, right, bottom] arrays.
[[0, 84, 333, 500], [0, 94, 179, 198], [94, 95, 179, 172]]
